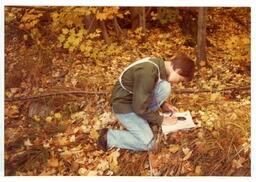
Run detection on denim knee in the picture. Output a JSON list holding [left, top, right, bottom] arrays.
[[144, 138, 155, 151], [139, 132, 155, 151]]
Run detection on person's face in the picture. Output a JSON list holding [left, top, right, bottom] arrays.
[[167, 66, 186, 84]]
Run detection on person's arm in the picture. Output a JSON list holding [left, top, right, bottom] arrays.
[[161, 102, 179, 113], [132, 66, 163, 125]]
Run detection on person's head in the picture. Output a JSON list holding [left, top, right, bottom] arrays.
[[165, 54, 195, 84]]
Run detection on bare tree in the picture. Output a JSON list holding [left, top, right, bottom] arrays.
[[196, 7, 208, 67], [140, 7, 146, 34]]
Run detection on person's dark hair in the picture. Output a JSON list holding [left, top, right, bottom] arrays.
[[171, 54, 195, 81]]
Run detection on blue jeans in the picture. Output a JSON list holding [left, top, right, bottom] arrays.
[[107, 80, 171, 151]]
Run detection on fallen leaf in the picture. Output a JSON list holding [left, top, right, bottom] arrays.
[[33, 115, 41, 122], [182, 147, 193, 161], [78, 167, 87, 175], [24, 138, 33, 146], [54, 112, 62, 120], [10, 87, 18, 94], [97, 160, 109, 172], [242, 142, 250, 154], [48, 158, 59, 167], [87, 170, 98, 176], [107, 149, 120, 173], [5, 105, 19, 118], [71, 161, 80, 171], [71, 111, 87, 122], [197, 131, 204, 139], [81, 125, 91, 133], [195, 165, 203, 175], [232, 157, 246, 169], [45, 116, 52, 123], [57, 136, 69, 146], [5, 91, 12, 98], [99, 112, 116, 127], [89, 129, 99, 140], [70, 135, 76, 142], [168, 145, 180, 153], [43, 142, 50, 148], [71, 78, 78, 87]]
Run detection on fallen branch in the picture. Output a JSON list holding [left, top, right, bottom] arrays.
[[5, 90, 108, 102], [173, 86, 250, 94], [4, 85, 250, 102]]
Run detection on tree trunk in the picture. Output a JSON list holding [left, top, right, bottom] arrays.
[[86, 14, 98, 33], [113, 16, 123, 40], [131, 7, 149, 31], [131, 7, 140, 30], [196, 7, 208, 67], [84, 14, 97, 32], [140, 7, 146, 34], [100, 20, 111, 44]]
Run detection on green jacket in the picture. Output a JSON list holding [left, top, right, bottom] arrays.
[[110, 57, 168, 125]]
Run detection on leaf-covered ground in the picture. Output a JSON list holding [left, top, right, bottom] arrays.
[[4, 8, 250, 176]]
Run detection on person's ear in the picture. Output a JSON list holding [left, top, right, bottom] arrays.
[[174, 68, 182, 75], [169, 64, 175, 73]]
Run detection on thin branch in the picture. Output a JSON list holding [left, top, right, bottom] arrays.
[[87, 15, 97, 33], [4, 85, 250, 102], [113, 16, 123, 36], [5, 90, 108, 102], [100, 20, 111, 44], [5, 6, 61, 12]]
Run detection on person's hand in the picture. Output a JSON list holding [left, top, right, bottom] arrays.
[[161, 102, 178, 113], [162, 116, 178, 126]]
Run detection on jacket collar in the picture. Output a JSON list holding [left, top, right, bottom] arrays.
[[150, 57, 167, 80]]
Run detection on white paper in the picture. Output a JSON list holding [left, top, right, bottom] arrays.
[[161, 111, 196, 135]]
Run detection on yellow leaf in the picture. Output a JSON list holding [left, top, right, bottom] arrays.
[[210, 92, 221, 101], [192, 94, 199, 100], [58, 34, 66, 43], [242, 142, 250, 154], [45, 116, 52, 123], [78, 167, 86, 175], [62, 28, 69, 35], [97, 160, 109, 171], [57, 136, 69, 146], [107, 150, 120, 173], [48, 158, 59, 167], [70, 135, 76, 143], [182, 147, 190, 155], [33, 115, 41, 122], [232, 159, 243, 169], [54, 112, 62, 120], [89, 129, 99, 140], [182, 147, 193, 161], [195, 165, 203, 175], [63, 41, 70, 49], [230, 113, 238, 120], [242, 37, 250, 45], [5, 105, 19, 118], [81, 125, 90, 133], [5, 91, 12, 98], [87, 170, 98, 176], [80, 44, 86, 52], [168, 145, 180, 153]]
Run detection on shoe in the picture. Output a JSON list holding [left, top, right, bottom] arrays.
[[97, 128, 108, 151]]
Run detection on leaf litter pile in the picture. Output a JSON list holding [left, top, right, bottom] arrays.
[[4, 8, 250, 176]]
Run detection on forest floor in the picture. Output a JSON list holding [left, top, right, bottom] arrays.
[[4, 8, 251, 176]]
